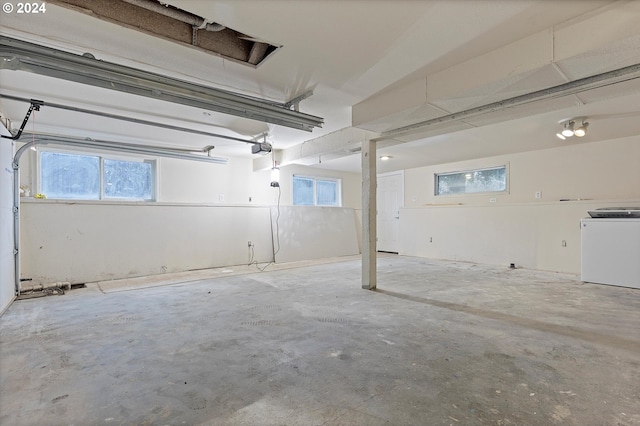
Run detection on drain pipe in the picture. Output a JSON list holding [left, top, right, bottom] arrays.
[[11, 135, 230, 296], [121, 0, 225, 31]]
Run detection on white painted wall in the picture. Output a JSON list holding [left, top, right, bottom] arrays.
[[0, 139, 16, 314], [272, 206, 360, 263], [400, 136, 640, 273], [257, 163, 362, 210], [159, 156, 269, 205], [17, 151, 363, 285], [404, 136, 640, 206], [19, 150, 362, 208], [20, 201, 274, 284]]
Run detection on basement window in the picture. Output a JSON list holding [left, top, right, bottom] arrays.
[[293, 175, 341, 207], [40, 151, 155, 201], [435, 165, 507, 196]]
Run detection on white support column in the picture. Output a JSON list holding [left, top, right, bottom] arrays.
[[362, 139, 376, 290]]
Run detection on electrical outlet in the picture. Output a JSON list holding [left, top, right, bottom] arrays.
[[562, 240, 567, 247], [535, 191, 542, 199], [248, 241, 252, 247], [429, 237, 433, 243], [218, 193, 225, 202], [489, 198, 497, 203]]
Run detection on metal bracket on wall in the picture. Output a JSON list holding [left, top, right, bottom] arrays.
[[1, 99, 43, 140], [284, 90, 314, 112]]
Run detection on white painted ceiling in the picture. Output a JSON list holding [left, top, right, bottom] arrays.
[[1, 0, 639, 173]]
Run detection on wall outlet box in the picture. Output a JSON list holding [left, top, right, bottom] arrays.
[[218, 194, 225, 201], [535, 191, 542, 199]]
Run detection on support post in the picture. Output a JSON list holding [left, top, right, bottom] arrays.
[[362, 139, 376, 290]]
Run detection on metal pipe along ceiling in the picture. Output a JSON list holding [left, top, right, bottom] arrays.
[[120, 0, 225, 31]]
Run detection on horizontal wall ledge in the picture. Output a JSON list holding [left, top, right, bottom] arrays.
[[19, 198, 275, 208], [403, 199, 640, 209]]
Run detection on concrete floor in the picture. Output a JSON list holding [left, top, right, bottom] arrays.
[[1, 255, 639, 426]]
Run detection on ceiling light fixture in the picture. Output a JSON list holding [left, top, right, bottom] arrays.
[[557, 117, 588, 140], [574, 120, 589, 137], [270, 157, 280, 187], [561, 120, 575, 137], [270, 167, 280, 187], [380, 155, 391, 161]]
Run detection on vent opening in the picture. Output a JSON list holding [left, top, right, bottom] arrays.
[[50, 0, 280, 67]]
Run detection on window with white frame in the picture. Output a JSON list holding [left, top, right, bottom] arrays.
[[40, 150, 156, 201], [293, 175, 341, 206], [435, 165, 507, 196]]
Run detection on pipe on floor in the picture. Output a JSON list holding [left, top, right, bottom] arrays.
[[20, 282, 71, 292]]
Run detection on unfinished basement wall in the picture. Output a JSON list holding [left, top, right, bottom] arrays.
[[18, 153, 362, 285], [159, 158, 362, 208], [1, 139, 16, 314], [400, 136, 640, 273]]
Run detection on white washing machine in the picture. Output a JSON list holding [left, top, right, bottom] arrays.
[[581, 217, 640, 289]]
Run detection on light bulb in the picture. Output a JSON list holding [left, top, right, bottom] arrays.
[[574, 121, 589, 137], [561, 121, 575, 137], [270, 167, 280, 187]]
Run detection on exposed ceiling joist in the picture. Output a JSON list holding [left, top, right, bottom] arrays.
[[48, 0, 281, 67], [0, 36, 324, 132]]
